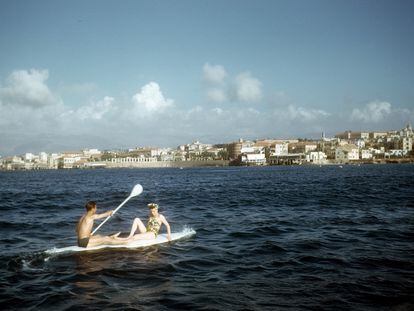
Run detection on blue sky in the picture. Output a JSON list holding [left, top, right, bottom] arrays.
[[0, 0, 413, 155]]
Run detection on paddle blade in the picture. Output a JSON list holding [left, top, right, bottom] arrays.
[[130, 184, 143, 197]]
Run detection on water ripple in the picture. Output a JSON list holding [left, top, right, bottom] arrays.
[[0, 165, 413, 310]]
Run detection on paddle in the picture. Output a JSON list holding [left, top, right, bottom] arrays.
[[91, 184, 143, 235]]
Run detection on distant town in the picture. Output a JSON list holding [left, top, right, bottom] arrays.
[[1, 123, 413, 171]]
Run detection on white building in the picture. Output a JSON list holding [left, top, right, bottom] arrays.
[[306, 152, 327, 164], [370, 132, 388, 139], [335, 144, 359, 161], [111, 156, 157, 163], [387, 149, 406, 157], [83, 149, 101, 157], [356, 139, 365, 149], [272, 143, 289, 156], [39, 152, 48, 163], [241, 153, 266, 165], [150, 149, 162, 157], [48, 154, 60, 169], [400, 123, 413, 138], [63, 156, 83, 168], [25, 153, 36, 161], [361, 149, 373, 159], [241, 146, 255, 153], [402, 137, 412, 152]]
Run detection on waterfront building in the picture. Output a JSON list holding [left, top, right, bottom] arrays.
[[386, 149, 407, 157], [83, 149, 102, 158], [268, 153, 304, 165], [228, 140, 243, 160], [181, 140, 214, 160], [110, 156, 157, 163], [108, 156, 158, 168], [361, 149, 373, 160], [402, 137, 412, 152], [335, 144, 360, 161], [370, 132, 388, 139], [173, 149, 187, 161], [63, 156, 83, 169], [205, 147, 222, 158], [2, 156, 25, 170], [240, 146, 255, 153], [399, 123, 413, 138], [356, 139, 365, 149], [368, 147, 385, 158], [272, 142, 289, 156], [289, 141, 318, 154], [240, 153, 266, 165], [306, 152, 327, 164], [24, 153, 37, 162], [39, 152, 48, 163]]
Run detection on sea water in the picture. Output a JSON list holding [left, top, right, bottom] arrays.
[[0, 165, 413, 310]]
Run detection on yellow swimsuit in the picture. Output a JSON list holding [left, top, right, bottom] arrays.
[[146, 217, 161, 237]]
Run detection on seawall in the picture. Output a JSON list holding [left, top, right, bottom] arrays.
[[105, 160, 229, 168]]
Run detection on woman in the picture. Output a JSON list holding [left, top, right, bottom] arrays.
[[119, 203, 172, 242]]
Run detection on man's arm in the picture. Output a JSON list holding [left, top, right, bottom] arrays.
[[160, 215, 171, 241], [93, 210, 113, 220]]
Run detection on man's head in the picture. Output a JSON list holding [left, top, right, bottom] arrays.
[[85, 201, 97, 213]]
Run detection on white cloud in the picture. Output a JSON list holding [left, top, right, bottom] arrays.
[[203, 63, 227, 84], [206, 88, 227, 102], [277, 105, 330, 121], [0, 69, 60, 108], [131, 82, 174, 116], [74, 96, 114, 120], [351, 101, 392, 123], [203, 64, 263, 104], [212, 107, 224, 115], [234, 72, 262, 103]]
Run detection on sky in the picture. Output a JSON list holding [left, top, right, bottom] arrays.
[[0, 0, 413, 155]]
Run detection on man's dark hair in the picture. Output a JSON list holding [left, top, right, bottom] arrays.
[[85, 201, 97, 211]]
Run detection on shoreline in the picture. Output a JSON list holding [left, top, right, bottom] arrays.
[[1, 158, 414, 171]]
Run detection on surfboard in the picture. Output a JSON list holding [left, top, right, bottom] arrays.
[[46, 228, 196, 255]]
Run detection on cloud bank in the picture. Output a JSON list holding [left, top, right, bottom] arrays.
[[0, 67, 412, 156], [351, 101, 392, 123]]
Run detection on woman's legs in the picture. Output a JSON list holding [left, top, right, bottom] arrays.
[[129, 231, 156, 241], [114, 217, 156, 242], [127, 218, 147, 238], [87, 234, 129, 247]]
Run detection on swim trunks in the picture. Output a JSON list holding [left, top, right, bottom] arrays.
[[77, 237, 90, 248]]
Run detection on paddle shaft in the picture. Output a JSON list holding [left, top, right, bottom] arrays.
[[91, 196, 131, 235]]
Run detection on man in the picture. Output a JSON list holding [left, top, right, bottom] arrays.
[[76, 201, 127, 248]]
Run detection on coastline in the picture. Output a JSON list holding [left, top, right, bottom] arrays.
[[1, 158, 414, 171]]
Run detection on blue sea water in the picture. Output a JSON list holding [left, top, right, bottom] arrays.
[[0, 165, 413, 310]]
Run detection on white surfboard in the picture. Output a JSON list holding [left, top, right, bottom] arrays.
[[46, 228, 196, 255]]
